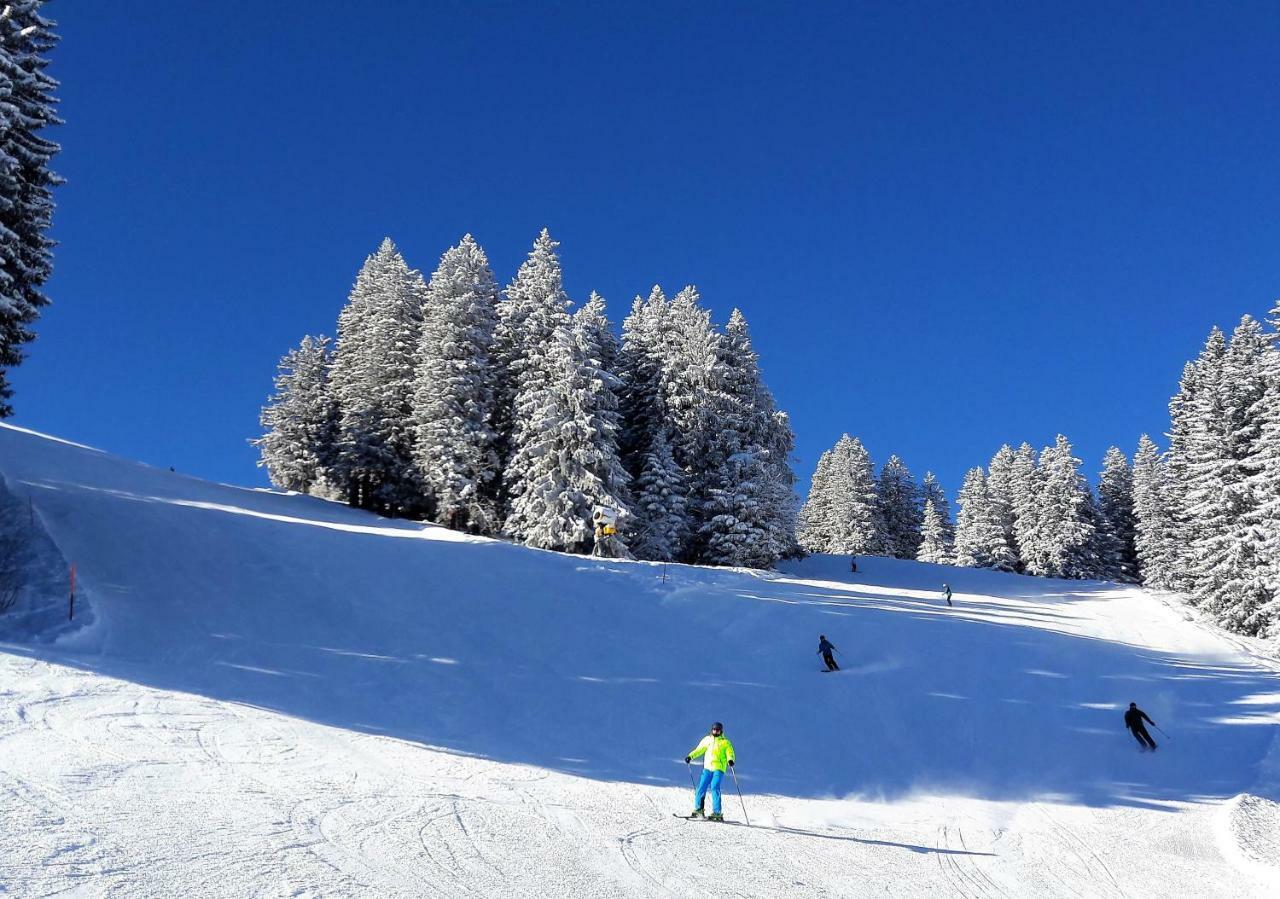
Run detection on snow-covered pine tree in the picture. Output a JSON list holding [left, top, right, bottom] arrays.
[[920, 472, 954, 550], [952, 466, 1017, 571], [985, 445, 1022, 570], [0, 2, 60, 417], [492, 229, 570, 509], [1131, 434, 1178, 590], [327, 239, 427, 515], [1022, 436, 1095, 579], [662, 287, 723, 554], [698, 308, 797, 567], [1167, 331, 1227, 596], [798, 448, 836, 553], [617, 286, 669, 474], [917, 498, 952, 564], [824, 435, 887, 556], [1095, 446, 1138, 582], [877, 455, 922, 559], [953, 467, 992, 568], [629, 428, 687, 562], [254, 335, 339, 495], [410, 235, 500, 533], [573, 291, 622, 385], [1253, 304, 1280, 636], [1010, 442, 1041, 571], [504, 322, 632, 554], [1192, 318, 1273, 634]]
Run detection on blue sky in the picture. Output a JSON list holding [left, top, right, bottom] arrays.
[[13, 1, 1280, 500]]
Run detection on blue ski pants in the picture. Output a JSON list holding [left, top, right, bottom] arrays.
[[694, 768, 724, 814]]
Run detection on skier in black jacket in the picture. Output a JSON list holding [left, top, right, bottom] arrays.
[[1125, 702, 1158, 751], [817, 635, 839, 671]]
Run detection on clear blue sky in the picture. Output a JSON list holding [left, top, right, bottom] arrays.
[[13, 1, 1280, 500]]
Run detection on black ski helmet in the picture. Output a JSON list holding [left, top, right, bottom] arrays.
[[711, 721, 723, 732]]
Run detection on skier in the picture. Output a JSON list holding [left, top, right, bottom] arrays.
[[850, 556, 858, 574], [684, 722, 736, 820], [817, 634, 839, 671], [1124, 702, 1158, 751], [943, 584, 952, 607]]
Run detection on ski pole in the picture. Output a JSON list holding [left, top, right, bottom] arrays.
[[1152, 724, 1170, 739], [729, 765, 749, 826], [686, 760, 697, 787]]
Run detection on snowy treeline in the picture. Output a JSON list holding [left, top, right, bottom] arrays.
[[798, 435, 951, 562], [1131, 311, 1280, 638], [946, 437, 1136, 582], [0, 1, 59, 418], [255, 232, 798, 568], [930, 308, 1280, 641]]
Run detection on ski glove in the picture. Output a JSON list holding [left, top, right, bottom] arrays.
[[684, 756, 692, 764], [727, 760, 734, 767]]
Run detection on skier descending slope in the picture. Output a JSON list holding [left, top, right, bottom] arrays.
[[682, 722, 736, 821], [1125, 702, 1158, 751], [817, 634, 839, 671]]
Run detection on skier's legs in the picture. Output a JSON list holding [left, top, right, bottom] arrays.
[[1137, 725, 1157, 749], [709, 770, 724, 815], [694, 768, 714, 810], [1129, 727, 1149, 749], [824, 653, 838, 671]]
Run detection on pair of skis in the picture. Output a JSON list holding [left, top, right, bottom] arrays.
[[672, 814, 744, 826]]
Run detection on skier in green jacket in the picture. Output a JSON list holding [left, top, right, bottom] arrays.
[[685, 722, 736, 820]]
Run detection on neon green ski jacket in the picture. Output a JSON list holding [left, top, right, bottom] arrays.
[[688, 734, 736, 772]]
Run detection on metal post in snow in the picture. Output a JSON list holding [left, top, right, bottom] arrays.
[[68, 563, 75, 621]]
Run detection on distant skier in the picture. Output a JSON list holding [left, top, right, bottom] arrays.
[[850, 557, 858, 574], [817, 634, 839, 671], [1125, 702, 1158, 751], [943, 584, 952, 607], [684, 722, 736, 820]]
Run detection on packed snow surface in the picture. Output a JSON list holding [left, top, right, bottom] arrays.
[[1, 423, 1278, 897]]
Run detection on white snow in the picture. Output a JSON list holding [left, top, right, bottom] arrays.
[[2, 422, 1278, 897]]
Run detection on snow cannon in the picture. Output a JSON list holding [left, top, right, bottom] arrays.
[[591, 506, 620, 537]]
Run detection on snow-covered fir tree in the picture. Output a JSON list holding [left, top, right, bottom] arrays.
[[254, 335, 339, 495], [1131, 434, 1178, 590], [1095, 446, 1138, 582], [617, 286, 670, 475], [985, 445, 1023, 571], [500, 236, 632, 554], [917, 498, 952, 564], [1021, 436, 1095, 579], [504, 322, 632, 554], [920, 472, 954, 550], [952, 467, 1016, 571], [629, 428, 687, 562], [327, 239, 426, 515], [410, 235, 500, 533], [1167, 332, 1226, 595], [877, 455, 922, 559], [1009, 442, 1040, 571], [698, 309, 797, 567], [492, 229, 570, 509], [0, 2, 60, 417], [798, 448, 835, 553], [1254, 304, 1280, 636], [1190, 318, 1272, 633], [825, 435, 887, 556]]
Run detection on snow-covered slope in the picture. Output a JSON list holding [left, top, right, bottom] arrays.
[[2, 422, 1278, 897]]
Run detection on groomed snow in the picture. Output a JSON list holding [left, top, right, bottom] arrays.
[[1, 422, 1278, 897]]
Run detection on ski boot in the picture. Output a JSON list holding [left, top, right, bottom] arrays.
[[708, 812, 724, 822], [689, 807, 705, 818]]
